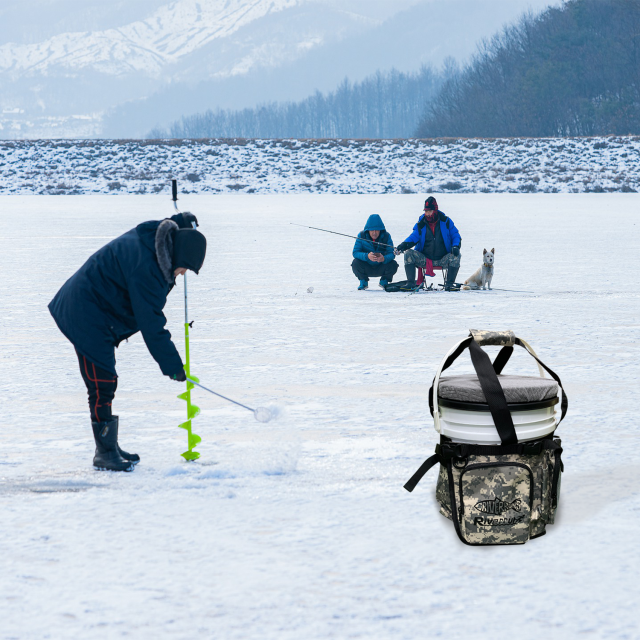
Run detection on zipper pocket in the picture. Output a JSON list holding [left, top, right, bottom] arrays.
[[457, 462, 534, 545]]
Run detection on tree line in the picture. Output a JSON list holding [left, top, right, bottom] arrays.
[[151, 0, 640, 140], [149, 67, 442, 139], [418, 0, 640, 137]]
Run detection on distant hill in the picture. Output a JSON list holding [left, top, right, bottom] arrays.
[[0, 0, 559, 139], [417, 0, 640, 137]]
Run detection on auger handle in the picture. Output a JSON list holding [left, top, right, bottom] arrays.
[[187, 378, 256, 413]]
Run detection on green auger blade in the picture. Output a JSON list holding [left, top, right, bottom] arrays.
[[181, 450, 200, 461], [188, 403, 201, 420], [188, 432, 202, 449], [178, 419, 192, 431], [177, 390, 189, 401]]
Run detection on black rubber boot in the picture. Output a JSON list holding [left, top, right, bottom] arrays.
[[444, 265, 460, 291], [112, 416, 140, 464], [91, 418, 134, 472], [404, 263, 416, 285]]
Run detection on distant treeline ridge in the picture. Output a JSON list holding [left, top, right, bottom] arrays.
[[149, 67, 442, 139], [418, 0, 640, 137]]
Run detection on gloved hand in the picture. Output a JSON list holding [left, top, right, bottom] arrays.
[[451, 246, 460, 256], [171, 368, 187, 382], [396, 242, 412, 253]]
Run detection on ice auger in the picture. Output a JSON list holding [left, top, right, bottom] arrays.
[[172, 179, 202, 460]]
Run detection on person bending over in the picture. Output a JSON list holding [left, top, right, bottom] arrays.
[[395, 197, 461, 291], [351, 214, 398, 290], [49, 212, 207, 472]]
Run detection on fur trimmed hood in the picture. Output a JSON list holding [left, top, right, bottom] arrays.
[[155, 219, 179, 284]]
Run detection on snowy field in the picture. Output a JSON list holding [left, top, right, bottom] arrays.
[[1, 193, 640, 639], [1, 136, 640, 196]]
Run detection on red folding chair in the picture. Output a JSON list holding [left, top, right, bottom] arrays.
[[416, 265, 448, 289]]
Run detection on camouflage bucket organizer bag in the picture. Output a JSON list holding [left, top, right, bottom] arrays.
[[404, 330, 567, 546]]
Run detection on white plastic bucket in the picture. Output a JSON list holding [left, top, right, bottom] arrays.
[[438, 399, 557, 444], [432, 335, 562, 445]]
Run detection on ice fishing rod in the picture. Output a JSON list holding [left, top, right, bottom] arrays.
[[462, 287, 535, 294], [187, 378, 274, 423], [290, 223, 397, 250]]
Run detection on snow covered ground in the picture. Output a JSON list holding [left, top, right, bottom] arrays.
[[1, 193, 639, 639], [1, 136, 640, 196]]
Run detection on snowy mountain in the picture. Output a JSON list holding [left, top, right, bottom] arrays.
[[0, 0, 303, 77], [0, 0, 561, 139]]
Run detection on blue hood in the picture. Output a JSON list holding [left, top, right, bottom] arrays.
[[364, 214, 386, 232]]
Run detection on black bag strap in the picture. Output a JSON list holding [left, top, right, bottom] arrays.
[[403, 437, 563, 494], [550, 440, 564, 507], [492, 346, 513, 374], [429, 337, 473, 416], [468, 338, 518, 445], [438, 437, 560, 459], [403, 454, 440, 493], [515, 338, 568, 426]]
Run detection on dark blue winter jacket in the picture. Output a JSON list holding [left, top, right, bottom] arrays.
[[48, 213, 194, 377], [403, 210, 461, 254], [352, 214, 396, 264]]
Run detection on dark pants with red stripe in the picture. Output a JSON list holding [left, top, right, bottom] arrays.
[[76, 350, 117, 423]]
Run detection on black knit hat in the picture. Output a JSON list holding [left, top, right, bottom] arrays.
[[172, 228, 207, 274]]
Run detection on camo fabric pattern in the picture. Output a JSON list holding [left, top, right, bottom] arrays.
[[435, 446, 561, 545], [436, 464, 452, 520], [469, 329, 516, 347], [404, 249, 461, 270]]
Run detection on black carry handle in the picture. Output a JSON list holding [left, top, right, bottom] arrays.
[[492, 346, 514, 374], [515, 338, 568, 425], [428, 337, 473, 416]]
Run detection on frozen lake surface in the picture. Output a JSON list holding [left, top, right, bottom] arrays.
[[1, 193, 639, 639]]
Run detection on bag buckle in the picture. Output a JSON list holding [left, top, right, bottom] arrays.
[[439, 443, 468, 460], [522, 441, 543, 456]]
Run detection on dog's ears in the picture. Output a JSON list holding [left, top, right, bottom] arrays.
[[491, 248, 495, 253], [483, 248, 487, 254]]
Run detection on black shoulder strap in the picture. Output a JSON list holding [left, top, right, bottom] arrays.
[[469, 339, 518, 445], [403, 454, 440, 493]]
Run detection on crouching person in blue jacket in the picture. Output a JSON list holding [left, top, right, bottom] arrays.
[[395, 197, 461, 291], [351, 214, 398, 290], [48, 213, 206, 472]]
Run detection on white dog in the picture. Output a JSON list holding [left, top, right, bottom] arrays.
[[461, 248, 495, 290]]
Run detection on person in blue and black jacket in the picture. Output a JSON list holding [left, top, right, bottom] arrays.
[[351, 214, 398, 290], [49, 212, 206, 472], [395, 196, 462, 291]]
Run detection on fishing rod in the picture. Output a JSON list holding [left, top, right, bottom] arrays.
[[462, 287, 535, 293], [290, 222, 397, 250]]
